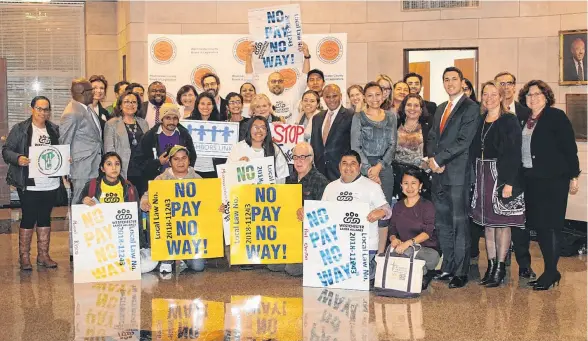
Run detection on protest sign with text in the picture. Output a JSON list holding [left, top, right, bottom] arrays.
[[72, 203, 141, 283], [152, 298, 225, 341], [248, 4, 303, 71], [271, 123, 304, 164], [181, 120, 239, 158], [303, 200, 370, 291], [149, 178, 224, 261], [217, 156, 277, 246], [230, 184, 302, 264], [28, 144, 70, 178]]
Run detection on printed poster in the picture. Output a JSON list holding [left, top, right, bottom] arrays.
[[248, 4, 303, 72], [217, 156, 277, 246], [271, 123, 305, 164], [71, 203, 141, 283], [230, 184, 302, 265], [181, 120, 239, 158], [303, 200, 371, 291], [28, 144, 70, 178], [148, 178, 224, 261], [152, 299, 225, 341]]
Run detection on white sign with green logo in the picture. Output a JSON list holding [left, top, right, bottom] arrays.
[[28, 144, 70, 178]]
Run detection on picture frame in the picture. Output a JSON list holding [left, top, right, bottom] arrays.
[[559, 29, 588, 86]]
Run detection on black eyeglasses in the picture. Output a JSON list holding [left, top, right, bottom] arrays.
[[292, 154, 312, 161], [34, 107, 51, 113]]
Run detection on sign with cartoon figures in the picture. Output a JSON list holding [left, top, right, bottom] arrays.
[[28, 144, 70, 178], [71, 203, 141, 283], [181, 120, 239, 158]]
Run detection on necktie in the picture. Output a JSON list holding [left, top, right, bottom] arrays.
[[155, 106, 161, 125], [439, 101, 453, 134], [578, 62, 584, 81], [322, 111, 334, 146]]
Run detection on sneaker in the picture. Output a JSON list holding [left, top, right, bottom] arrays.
[[159, 262, 172, 274]]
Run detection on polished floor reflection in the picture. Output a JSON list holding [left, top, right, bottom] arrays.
[[0, 224, 586, 340]]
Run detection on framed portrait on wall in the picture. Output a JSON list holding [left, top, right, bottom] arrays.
[[559, 29, 587, 86]]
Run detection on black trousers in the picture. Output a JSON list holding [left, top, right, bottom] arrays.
[[17, 189, 57, 229], [511, 224, 532, 269], [523, 175, 569, 277], [432, 178, 471, 276]]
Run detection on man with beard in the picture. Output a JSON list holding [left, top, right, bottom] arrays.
[[404, 72, 437, 116], [139, 104, 196, 182], [200, 73, 228, 121], [138, 81, 167, 128], [245, 42, 311, 124]]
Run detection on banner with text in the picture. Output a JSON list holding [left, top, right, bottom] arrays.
[[230, 184, 302, 264], [248, 4, 303, 72], [152, 299, 225, 341], [181, 120, 239, 158], [72, 203, 141, 283], [303, 200, 370, 291], [271, 123, 304, 164], [74, 281, 141, 341], [217, 157, 277, 246], [147, 33, 347, 104], [28, 144, 70, 178], [149, 178, 224, 261]]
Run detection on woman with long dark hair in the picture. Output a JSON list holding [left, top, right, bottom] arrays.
[[296, 90, 321, 142], [240, 82, 256, 118], [187, 92, 222, 178], [463, 78, 478, 103]]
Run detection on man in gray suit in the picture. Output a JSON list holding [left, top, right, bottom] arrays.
[[60, 78, 103, 256], [427, 67, 481, 289]]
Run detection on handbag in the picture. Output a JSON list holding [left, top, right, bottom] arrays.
[[374, 244, 426, 298]]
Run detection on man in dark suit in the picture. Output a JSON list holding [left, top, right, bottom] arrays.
[[427, 67, 481, 289], [494, 71, 536, 280], [404, 72, 437, 116], [563, 38, 587, 82], [201, 73, 228, 121], [310, 84, 354, 181], [137, 81, 167, 129]]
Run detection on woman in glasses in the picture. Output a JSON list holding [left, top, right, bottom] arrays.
[[2, 96, 61, 270], [376, 74, 394, 111], [104, 91, 149, 196]]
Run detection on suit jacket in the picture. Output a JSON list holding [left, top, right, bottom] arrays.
[[424, 100, 437, 118], [514, 101, 531, 128], [525, 106, 580, 179], [103, 116, 149, 178], [427, 95, 481, 186], [219, 97, 229, 121], [137, 101, 149, 119], [59, 100, 103, 180], [563, 57, 587, 82], [310, 106, 354, 181]]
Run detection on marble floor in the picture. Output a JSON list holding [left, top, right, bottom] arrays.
[[0, 208, 586, 341]]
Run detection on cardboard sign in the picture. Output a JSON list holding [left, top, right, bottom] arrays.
[[28, 144, 70, 178], [271, 123, 305, 164], [181, 120, 239, 158]]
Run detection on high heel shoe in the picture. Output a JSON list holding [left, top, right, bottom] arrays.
[[533, 272, 561, 291], [528, 273, 546, 287], [479, 258, 497, 286], [485, 262, 506, 288]]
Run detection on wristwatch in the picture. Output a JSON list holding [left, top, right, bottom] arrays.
[[304, 54, 311, 59], [411, 238, 416, 246]]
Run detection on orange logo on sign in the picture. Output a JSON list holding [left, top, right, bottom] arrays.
[[317, 37, 343, 64], [191, 65, 217, 92], [151, 38, 176, 64], [279, 68, 299, 90], [233, 38, 251, 64]]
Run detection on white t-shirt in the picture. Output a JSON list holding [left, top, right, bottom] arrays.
[[246, 73, 308, 124], [27, 126, 60, 191], [322, 176, 388, 251], [227, 140, 290, 183]]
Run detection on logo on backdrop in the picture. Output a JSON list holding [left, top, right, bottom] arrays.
[[317, 37, 343, 64], [36, 146, 63, 176], [165, 92, 175, 104], [150, 37, 177, 64], [233, 38, 251, 65], [191, 64, 217, 93], [279, 68, 300, 90]]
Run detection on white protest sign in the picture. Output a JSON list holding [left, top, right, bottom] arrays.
[[302, 287, 369, 341], [72, 202, 142, 283], [271, 123, 304, 164], [303, 200, 370, 291], [181, 120, 239, 158], [248, 4, 303, 72], [217, 157, 277, 246], [28, 144, 70, 178]]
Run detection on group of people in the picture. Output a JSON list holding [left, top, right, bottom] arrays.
[[2, 45, 580, 293]]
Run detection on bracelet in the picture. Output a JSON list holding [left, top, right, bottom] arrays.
[[304, 55, 311, 59]]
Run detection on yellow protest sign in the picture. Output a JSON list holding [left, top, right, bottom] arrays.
[[152, 299, 224, 341], [149, 178, 224, 261], [230, 184, 302, 264]]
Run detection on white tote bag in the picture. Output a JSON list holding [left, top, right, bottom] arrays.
[[374, 245, 426, 298]]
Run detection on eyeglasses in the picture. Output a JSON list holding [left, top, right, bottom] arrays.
[[252, 125, 267, 132], [123, 100, 138, 106], [228, 101, 242, 105], [292, 154, 312, 161], [270, 80, 284, 84], [203, 82, 217, 88], [34, 107, 51, 113], [463, 87, 470, 92], [499, 81, 515, 87], [526, 92, 543, 99], [381, 87, 391, 91]]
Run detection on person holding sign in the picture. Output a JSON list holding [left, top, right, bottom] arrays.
[[239, 83, 256, 118], [140, 145, 206, 274], [187, 92, 224, 178], [2, 96, 61, 270], [245, 42, 311, 124], [321, 150, 392, 286], [388, 168, 440, 291]]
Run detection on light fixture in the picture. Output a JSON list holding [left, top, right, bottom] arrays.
[[32, 81, 41, 92]]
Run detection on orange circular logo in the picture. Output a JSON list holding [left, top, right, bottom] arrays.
[[191, 65, 217, 92], [317, 37, 343, 64], [233, 38, 251, 65], [165, 92, 175, 104], [279, 68, 299, 90], [150, 38, 176, 64]]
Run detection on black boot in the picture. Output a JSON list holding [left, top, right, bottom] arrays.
[[422, 271, 435, 291], [485, 262, 506, 287], [479, 258, 497, 285]]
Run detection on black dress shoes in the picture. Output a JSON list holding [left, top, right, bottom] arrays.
[[449, 276, 468, 289], [519, 268, 536, 279], [434, 272, 454, 281]]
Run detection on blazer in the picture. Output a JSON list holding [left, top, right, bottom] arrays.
[[514, 101, 531, 128], [563, 57, 587, 82], [310, 106, 354, 181], [137, 101, 149, 119], [103, 116, 149, 178], [59, 100, 103, 180], [424, 100, 437, 118], [427, 95, 481, 186], [525, 106, 580, 179]]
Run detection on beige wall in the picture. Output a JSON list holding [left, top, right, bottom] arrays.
[[87, 1, 587, 108]]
